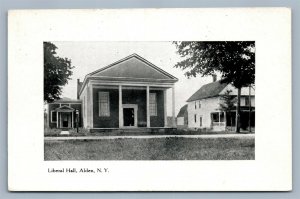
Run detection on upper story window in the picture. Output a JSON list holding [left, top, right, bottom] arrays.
[[198, 101, 201, 108], [150, 93, 157, 116], [195, 101, 197, 109], [245, 97, 250, 106], [99, 92, 110, 117]]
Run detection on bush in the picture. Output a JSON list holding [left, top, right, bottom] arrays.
[[44, 127, 89, 136]]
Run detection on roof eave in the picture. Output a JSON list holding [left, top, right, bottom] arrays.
[[186, 95, 219, 102], [79, 76, 178, 96]]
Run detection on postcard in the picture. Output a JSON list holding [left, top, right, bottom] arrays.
[[8, 8, 291, 191]]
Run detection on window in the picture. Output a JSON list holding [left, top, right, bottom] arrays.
[[220, 112, 225, 122], [198, 101, 201, 108], [195, 101, 197, 109], [99, 92, 110, 116], [194, 114, 197, 123], [245, 97, 250, 106], [51, 111, 57, 123], [200, 116, 202, 127], [212, 112, 225, 123], [150, 93, 157, 116], [212, 112, 219, 122]]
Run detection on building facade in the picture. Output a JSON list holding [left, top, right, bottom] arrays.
[[47, 54, 178, 131], [176, 104, 188, 129], [187, 81, 255, 131], [47, 98, 82, 129]]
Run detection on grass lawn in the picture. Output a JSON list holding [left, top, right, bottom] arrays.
[[44, 137, 254, 160]]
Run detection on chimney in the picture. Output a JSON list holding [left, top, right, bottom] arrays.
[[212, 74, 217, 82], [77, 79, 81, 100]]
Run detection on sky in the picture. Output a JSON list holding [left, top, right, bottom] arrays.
[[52, 41, 214, 116]]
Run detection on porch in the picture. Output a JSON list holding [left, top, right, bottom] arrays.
[[54, 105, 75, 129], [211, 108, 255, 131], [85, 83, 176, 129]]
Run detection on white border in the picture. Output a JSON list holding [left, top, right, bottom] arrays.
[[8, 8, 291, 191]]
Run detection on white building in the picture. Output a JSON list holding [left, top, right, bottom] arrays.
[[187, 80, 255, 131], [176, 104, 188, 129]]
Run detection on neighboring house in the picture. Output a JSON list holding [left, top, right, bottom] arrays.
[[47, 97, 82, 128], [187, 80, 255, 131], [177, 104, 188, 128], [47, 54, 178, 130]]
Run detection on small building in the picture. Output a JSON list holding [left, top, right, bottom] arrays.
[[176, 104, 188, 128], [47, 97, 82, 129], [78, 53, 178, 131], [186, 80, 255, 131]]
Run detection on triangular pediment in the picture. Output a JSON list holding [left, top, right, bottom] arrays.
[[89, 54, 177, 80], [54, 105, 74, 112]]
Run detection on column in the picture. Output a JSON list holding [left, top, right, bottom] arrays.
[[172, 86, 176, 128], [224, 111, 226, 129], [119, 85, 123, 128], [56, 112, 59, 128], [164, 89, 167, 127], [86, 84, 91, 129], [89, 84, 93, 128], [146, 86, 150, 128], [72, 112, 74, 128]]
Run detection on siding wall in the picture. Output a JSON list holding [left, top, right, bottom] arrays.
[[93, 88, 119, 128], [48, 104, 60, 128], [188, 97, 220, 129], [91, 88, 165, 128], [79, 88, 88, 128]]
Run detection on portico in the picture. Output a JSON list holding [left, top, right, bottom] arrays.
[[117, 84, 175, 128], [54, 105, 75, 129], [78, 53, 178, 131]]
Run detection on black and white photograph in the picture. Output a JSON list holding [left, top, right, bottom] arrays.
[[8, 8, 291, 191], [44, 41, 255, 160]]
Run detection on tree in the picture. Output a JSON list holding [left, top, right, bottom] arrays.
[[219, 90, 237, 131], [44, 42, 74, 103], [173, 41, 255, 132]]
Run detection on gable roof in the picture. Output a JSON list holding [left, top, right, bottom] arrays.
[[87, 53, 178, 80], [54, 105, 75, 112], [177, 104, 188, 117], [79, 53, 178, 96], [186, 81, 228, 102]]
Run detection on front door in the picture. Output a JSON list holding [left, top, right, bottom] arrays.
[[122, 104, 138, 127], [61, 112, 71, 128], [123, 108, 135, 126]]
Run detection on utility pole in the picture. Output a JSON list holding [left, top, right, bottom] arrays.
[[76, 109, 79, 133], [248, 85, 251, 133]]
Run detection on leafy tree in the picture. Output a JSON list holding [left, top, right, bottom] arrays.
[[173, 41, 255, 132], [219, 90, 237, 131], [44, 42, 74, 103]]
